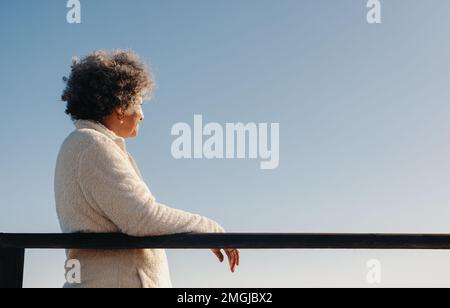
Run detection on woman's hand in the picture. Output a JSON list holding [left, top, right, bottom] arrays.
[[211, 248, 240, 273]]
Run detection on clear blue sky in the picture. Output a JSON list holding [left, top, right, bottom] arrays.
[[2, 0, 450, 287]]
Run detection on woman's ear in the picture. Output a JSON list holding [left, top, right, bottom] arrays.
[[114, 107, 123, 116], [114, 107, 126, 118], [113, 107, 126, 124]]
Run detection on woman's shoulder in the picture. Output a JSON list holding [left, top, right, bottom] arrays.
[[59, 128, 117, 159], [72, 126, 115, 145]]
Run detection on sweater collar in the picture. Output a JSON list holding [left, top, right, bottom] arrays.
[[74, 120, 127, 152]]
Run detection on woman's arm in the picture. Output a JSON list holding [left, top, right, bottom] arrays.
[[77, 138, 225, 237]]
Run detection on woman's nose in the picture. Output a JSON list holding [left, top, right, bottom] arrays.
[[137, 105, 144, 121]]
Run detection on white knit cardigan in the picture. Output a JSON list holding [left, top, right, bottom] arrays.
[[54, 120, 225, 288]]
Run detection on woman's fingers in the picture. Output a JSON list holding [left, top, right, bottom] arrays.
[[211, 249, 224, 263], [225, 249, 240, 273], [225, 249, 232, 270], [212, 248, 240, 273], [225, 249, 235, 273], [232, 250, 238, 272]]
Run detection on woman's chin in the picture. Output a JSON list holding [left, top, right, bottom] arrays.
[[130, 129, 139, 138]]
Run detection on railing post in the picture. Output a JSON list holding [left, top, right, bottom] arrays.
[[0, 248, 25, 289]]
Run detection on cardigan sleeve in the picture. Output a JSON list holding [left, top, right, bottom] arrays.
[[77, 139, 225, 237]]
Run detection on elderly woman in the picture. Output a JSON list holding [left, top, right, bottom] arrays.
[[54, 50, 239, 288]]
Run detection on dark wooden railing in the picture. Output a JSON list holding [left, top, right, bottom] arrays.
[[2, 232, 450, 288]]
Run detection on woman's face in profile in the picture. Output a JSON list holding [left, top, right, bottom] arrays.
[[122, 98, 145, 138]]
